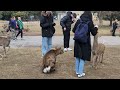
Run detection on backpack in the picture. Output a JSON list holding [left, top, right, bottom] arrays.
[[74, 20, 90, 43]]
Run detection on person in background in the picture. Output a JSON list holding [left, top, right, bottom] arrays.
[[40, 11, 56, 58], [16, 17, 24, 40], [9, 16, 17, 40], [60, 11, 76, 52], [112, 19, 119, 36], [72, 11, 98, 78]]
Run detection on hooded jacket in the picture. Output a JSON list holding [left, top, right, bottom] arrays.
[[40, 13, 56, 37], [72, 11, 98, 61], [60, 11, 74, 30]]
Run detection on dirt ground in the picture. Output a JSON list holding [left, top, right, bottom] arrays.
[[0, 45, 120, 79]]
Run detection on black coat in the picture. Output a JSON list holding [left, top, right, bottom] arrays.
[[40, 15, 56, 37], [113, 22, 118, 30], [60, 12, 74, 30], [72, 16, 98, 61]]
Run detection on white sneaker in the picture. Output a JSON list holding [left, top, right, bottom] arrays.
[[78, 73, 85, 78], [67, 48, 72, 51], [64, 48, 68, 52]]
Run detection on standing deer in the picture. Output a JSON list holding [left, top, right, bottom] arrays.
[[91, 33, 105, 69], [0, 33, 11, 60]]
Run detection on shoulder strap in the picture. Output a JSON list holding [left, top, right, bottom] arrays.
[[86, 21, 90, 24]]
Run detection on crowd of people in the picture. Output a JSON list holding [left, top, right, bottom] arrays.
[[8, 16, 24, 40], [8, 11, 118, 78], [40, 11, 98, 78]]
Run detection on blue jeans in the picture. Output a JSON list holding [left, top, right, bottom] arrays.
[[75, 58, 85, 74], [42, 37, 52, 56]]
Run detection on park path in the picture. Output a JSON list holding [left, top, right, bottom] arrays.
[[10, 36, 120, 48]]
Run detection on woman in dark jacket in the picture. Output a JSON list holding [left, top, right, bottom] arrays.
[[72, 11, 98, 78], [40, 11, 56, 57]]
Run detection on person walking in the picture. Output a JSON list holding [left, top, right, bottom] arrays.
[[16, 17, 24, 40], [112, 19, 118, 36], [9, 16, 17, 40]]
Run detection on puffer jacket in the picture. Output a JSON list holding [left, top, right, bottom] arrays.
[[40, 15, 56, 37]]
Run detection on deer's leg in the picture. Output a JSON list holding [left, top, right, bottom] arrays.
[[95, 55, 99, 69], [92, 55, 97, 68], [6, 46, 10, 53], [49, 61, 56, 72], [0, 54, 3, 60], [3, 46, 7, 58], [98, 54, 101, 63], [91, 52, 94, 63], [100, 53, 104, 63]]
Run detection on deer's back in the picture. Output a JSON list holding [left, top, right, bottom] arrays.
[[43, 50, 56, 67], [96, 43, 105, 54], [0, 37, 10, 47]]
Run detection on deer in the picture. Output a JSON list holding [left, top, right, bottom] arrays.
[[1, 24, 10, 34], [0, 32, 11, 60], [91, 33, 105, 69], [42, 47, 64, 74]]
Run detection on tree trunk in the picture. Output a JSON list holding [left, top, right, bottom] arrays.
[[110, 19, 112, 26], [98, 11, 103, 26], [109, 15, 112, 26], [99, 18, 103, 26]]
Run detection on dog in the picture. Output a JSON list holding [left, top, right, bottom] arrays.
[[42, 47, 64, 73]]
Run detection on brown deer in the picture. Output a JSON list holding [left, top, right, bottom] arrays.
[[42, 47, 64, 73], [91, 33, 105, 69], [23, 27, 30, 32], [0, 33, 11, 60], [1, 24, 9, 34], [23, 25, 30, 32]]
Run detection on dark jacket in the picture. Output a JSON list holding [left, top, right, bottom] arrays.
[[60, 11, 74, 30], [40, 15, 56, 37], [72, 12, 98, 61], [9, 20, 17, 29], [113, 22, 118, 30]]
